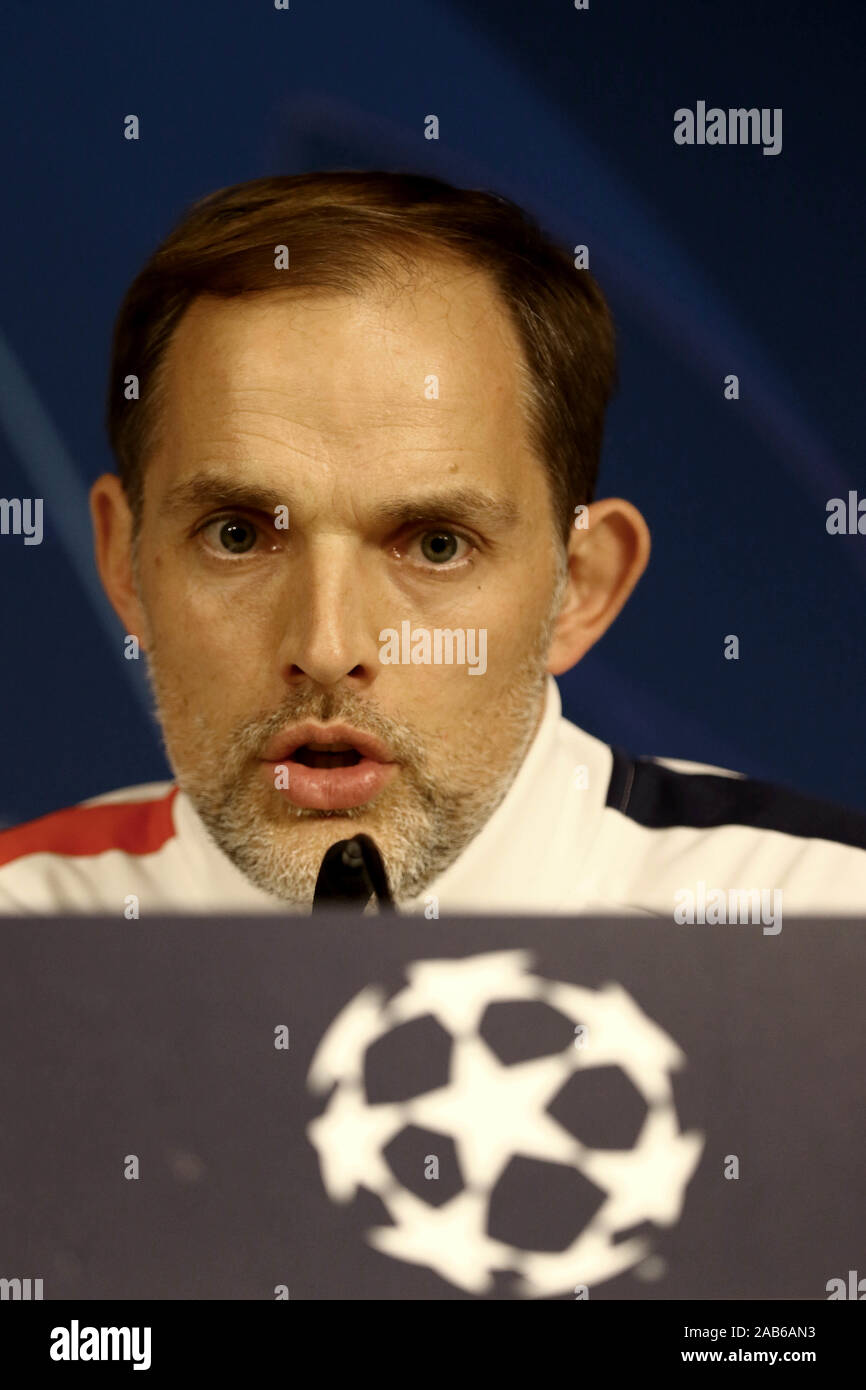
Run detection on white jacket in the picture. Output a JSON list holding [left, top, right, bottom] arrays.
[[1, 677, 864, 917]]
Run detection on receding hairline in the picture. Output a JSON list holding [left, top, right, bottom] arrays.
[[136, 247, 548, 529], [109, 171, 616, 558]]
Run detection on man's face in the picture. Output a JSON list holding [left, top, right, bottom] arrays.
[[131, 260, 567, 906]]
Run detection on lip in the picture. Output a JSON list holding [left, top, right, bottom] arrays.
[[260, 722, 395, 764], [259, 722, 399, 811]]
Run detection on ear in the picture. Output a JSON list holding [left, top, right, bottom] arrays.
[[546, 498, 651, 676], [89, 473, 151, 650]]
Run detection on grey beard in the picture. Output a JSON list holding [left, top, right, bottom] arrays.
[[144, 558, 566, 909], [150, 667, 548, 909]]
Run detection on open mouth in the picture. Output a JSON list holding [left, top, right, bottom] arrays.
[[290, 744, 364, 769], [265, 733, 397, 810]]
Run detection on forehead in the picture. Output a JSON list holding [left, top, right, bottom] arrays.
[[152, 262, 537, 478]]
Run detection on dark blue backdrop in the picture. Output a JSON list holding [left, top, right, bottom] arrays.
[[1, 0, 863, 826]]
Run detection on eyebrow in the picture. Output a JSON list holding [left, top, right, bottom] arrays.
[[161, 470, 521, 532]]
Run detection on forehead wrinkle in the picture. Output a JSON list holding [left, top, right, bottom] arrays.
[[203, 423, 481, 473], [204, 367, 478, 410], [168, 285, 527, 442], [198, 424, 334, 470], [223, 380, 488, 416], [203, 403, 500, 459], [157, 275, 537, 507]]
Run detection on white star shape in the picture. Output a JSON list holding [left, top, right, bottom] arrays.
[[581, 1107, 704, 1230], [368, 1187, 515, 1294], [307, 1082, 405, 1202], [407, 1034, 581, 1189]]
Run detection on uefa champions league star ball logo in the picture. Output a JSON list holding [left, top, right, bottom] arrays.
[[306, 950, 704, 1298]]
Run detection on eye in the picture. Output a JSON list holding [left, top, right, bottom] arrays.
[[199, 515, 260, 555], [409, 529, 474, 567]]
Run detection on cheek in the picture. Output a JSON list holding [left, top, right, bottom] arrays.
[[142, 588, 265, 726], [478, 581, 554, 658], [149, 564, 272, 653], [412, 608, 546, 713]]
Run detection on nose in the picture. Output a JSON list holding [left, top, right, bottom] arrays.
[[276, 536, 383, 689]]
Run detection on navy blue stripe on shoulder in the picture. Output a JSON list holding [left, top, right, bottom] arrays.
[[605, 748, 866, 852]]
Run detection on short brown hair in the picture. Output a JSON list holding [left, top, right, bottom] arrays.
[[106, 171, 616, 544]]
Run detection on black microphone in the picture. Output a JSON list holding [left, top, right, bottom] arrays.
[[312, 833, 396, 913]]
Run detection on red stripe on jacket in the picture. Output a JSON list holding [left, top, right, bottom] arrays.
[[0, 788, 180, 867]]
